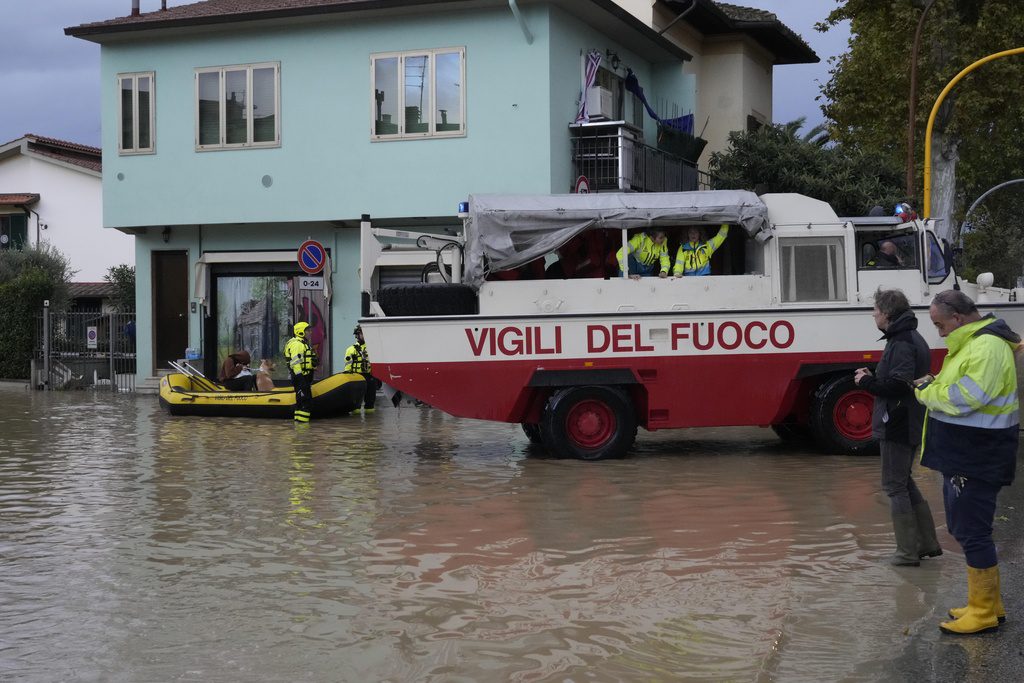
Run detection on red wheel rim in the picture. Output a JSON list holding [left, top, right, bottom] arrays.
[[833, 390, 874, 441], [565, 399, 615, 448]]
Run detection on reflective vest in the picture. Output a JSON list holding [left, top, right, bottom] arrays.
[[616, 233, 670, 274], [673, 224, 728, 276], [344, 342, 371, 374], [284, 336, 317, 375], [917, 316, 1020, 485]]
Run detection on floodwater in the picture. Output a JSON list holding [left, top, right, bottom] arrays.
[[0, 386, 961, 682]]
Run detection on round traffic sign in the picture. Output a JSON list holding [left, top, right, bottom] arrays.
[[297, 240, 326, 275]]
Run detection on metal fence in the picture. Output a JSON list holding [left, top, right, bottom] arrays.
[[571, 131, 713, 193], [34, 309, 137, 392]]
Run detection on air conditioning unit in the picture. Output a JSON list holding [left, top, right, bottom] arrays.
[[585, 86, 614, 120]]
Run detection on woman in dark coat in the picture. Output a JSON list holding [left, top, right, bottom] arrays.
[[219, 350, 255, 391], [855, 288, 943, 565]]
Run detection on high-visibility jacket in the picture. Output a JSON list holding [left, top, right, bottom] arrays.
[[673, 224, 728, 276], [284, 336, 317, 376], [344, 342, 371, 374], [916, 315, 1020, 485], [616, 233, 670, 275]]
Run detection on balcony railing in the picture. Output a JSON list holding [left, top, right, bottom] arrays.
[[570, 126, 712, 193]]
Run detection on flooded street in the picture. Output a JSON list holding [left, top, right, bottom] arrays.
[[0, 385, 1010, 681]]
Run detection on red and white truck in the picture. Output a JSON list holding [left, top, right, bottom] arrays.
[[359, 191, 1024, 460]]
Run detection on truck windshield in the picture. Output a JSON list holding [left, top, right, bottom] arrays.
[[856, 232, 919, 270]]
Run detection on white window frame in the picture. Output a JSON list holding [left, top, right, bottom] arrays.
[[194, 62, 281, 151], [117, 71, 156, 155], [778, 236, 848, 303], [370, 47, 466, 141]]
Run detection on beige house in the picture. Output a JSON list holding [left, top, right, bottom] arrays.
[[618, 0, 817, 169]]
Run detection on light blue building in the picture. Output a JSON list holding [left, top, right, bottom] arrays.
[[67, 0, 814, 387]]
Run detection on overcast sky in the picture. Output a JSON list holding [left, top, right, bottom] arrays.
[[0, 0, 849, 147]]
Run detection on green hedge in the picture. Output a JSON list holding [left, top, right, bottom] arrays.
[[0, 246, 71, 380]]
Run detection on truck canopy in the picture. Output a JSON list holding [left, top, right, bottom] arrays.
[[464, 190, 769, 287]]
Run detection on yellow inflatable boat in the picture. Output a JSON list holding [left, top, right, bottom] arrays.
[[159, 372, 366, 418]]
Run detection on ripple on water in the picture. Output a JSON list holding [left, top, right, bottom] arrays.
[[0, 387, 949, 681]]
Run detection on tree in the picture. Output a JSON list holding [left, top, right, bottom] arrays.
[[818, 0, 1024, 282], [708, 119, 904, 217], [0, 244, 73, 379], [104, 264, 136, 312]]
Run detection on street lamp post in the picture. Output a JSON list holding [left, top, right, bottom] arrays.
[[906, 0, 938, 201]]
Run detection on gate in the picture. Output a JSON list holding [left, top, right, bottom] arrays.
[[35, 308, 137, 392]]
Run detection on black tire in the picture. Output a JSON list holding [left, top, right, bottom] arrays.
[[521, 422, 543, 445], [540, 386, 636, 461], [377, 283, 477, 317], [809, 375, 878, 455]]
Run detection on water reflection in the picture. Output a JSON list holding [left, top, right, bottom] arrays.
[[1, 387, 963, 681]]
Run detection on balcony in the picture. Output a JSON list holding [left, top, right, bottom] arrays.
[[570, 121, 711, 193]]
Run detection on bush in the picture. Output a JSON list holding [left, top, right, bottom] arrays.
[[0, 245, 73, 379]]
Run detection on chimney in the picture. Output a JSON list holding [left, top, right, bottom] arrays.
[[131, 0, 140, 16], [162, 1, 167, 9]]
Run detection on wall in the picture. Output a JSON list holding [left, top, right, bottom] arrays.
[[101, 8, 558, 229], [696, 37, 774, 170], [0, 154, 133, 280]]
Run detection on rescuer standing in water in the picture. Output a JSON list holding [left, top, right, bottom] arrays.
[[284, 322, 318, 423], [345, 325, 377, 412]]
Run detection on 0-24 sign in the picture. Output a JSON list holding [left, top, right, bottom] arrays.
[[299, 276, 324, 290]]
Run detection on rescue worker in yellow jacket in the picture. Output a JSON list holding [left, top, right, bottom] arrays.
[[673, 224, 729, 276], [345, 325, 377, 412], [913, 290, 1020, 635], [284, 322, 318, 423], [616, 229, 670, 280]]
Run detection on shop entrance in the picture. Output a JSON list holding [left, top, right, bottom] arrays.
[[206, 265, 330, 383]]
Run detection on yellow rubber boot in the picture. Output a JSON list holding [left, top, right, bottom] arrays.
[[949, 566, 1006, 623], [940, 566, 1002, 634]]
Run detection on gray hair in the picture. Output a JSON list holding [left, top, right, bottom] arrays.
[[874, 288, 910, 321], [931, 289, 978, 317]]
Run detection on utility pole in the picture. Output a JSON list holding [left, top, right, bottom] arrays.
[[906, 0, 938, 202]]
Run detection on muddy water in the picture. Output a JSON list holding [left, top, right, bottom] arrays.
[[1, 386, 955, 681]]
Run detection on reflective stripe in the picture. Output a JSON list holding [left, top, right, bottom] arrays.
[[929, 409, 1019, 430], [957, 376, 1018, 408]]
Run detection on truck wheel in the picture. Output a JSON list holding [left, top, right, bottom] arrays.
[[377, 284, 477, 316], [810, 375, 878, 455], [521, 422, 543, 445], [540, 386, 636, 461]]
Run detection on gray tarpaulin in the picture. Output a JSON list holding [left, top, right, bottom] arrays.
[[463, 190, 769, 287]]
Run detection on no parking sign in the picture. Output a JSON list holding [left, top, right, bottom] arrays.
[[86, 326, 98, 349], [297, 240, 326, 275]]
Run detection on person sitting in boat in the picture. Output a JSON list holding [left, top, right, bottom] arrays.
[[673, 224, 729, 277], [616, 229, 670, 280], [219, 350, 256, 391]]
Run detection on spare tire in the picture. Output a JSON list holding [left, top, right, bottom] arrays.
[[377, 283, 478, 317]]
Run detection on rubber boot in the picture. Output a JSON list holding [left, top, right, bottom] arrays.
[[913, 501, 943, 558], [890, 512, 921, 566], [949, 566, 1006, 623], [940, 566, 1001, 634]]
